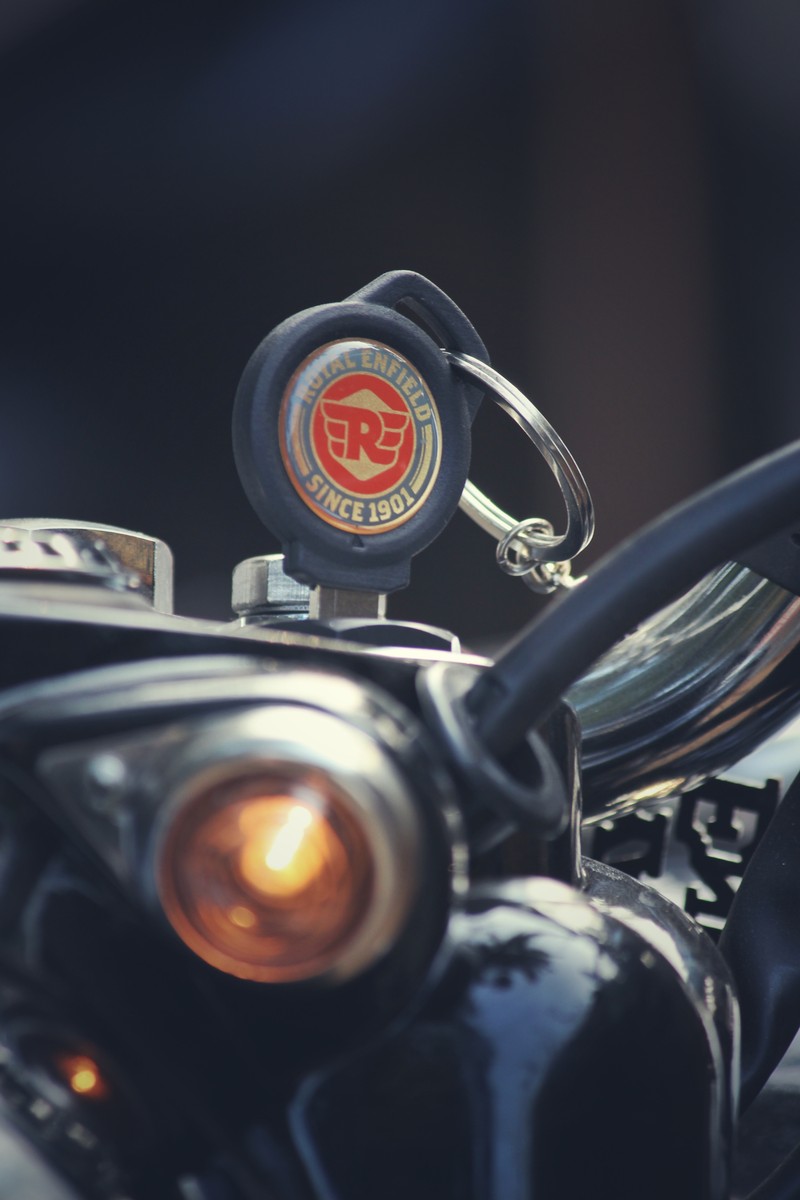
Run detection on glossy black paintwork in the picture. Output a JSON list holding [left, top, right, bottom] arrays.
[[584, 858, 739, 1197], [293, 878, 732, 1200]]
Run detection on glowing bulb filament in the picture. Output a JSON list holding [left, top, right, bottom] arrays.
[[266, 805, 313, 870]]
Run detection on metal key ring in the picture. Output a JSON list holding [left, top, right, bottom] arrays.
[[446, 352, 595, 566]]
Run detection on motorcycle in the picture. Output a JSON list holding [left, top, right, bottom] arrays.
[[1, 271, 799, 1199]]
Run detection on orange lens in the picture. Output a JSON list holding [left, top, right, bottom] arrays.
[[157, 773, 374, 983], [53, 1053, 109, 1101]]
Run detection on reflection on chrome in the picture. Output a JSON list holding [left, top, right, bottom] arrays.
[[570, 563, 800, 818]]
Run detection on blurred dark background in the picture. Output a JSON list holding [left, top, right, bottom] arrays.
[[0, 0, 798, 643]]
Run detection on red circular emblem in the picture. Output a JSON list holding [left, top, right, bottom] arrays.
[[279, 340, 442, 534]]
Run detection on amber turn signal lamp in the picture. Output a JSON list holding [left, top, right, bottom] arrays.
[[154, 707, 421, 985], [159, 776, 372, 983]]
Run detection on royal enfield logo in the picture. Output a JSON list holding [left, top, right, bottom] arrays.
[[279, 339, 442, 534]]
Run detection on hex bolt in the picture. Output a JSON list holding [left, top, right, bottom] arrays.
[[231, 554, 310, 624]]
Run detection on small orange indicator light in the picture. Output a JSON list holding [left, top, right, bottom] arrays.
[[72, 1067, 97, 1093], [54, 1054, 109, 1101]]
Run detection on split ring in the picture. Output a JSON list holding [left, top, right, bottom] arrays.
[[447, 352, 595, 566]]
